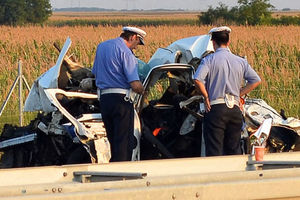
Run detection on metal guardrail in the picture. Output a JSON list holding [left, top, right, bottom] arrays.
[[1, 153, 300, 199], [73, 171, 147, 183], [248, 160, 300, 170]]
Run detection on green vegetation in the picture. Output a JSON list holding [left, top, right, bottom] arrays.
[[198, 0, 300, 25], [46, 18, 198, 27], [271, 16, 300, 25], [0, 0, 52, 25]]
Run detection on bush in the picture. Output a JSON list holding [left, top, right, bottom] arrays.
[[198, 3, 238, 25], [271, 16, 300, 25]]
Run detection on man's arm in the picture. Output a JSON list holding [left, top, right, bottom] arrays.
[[240, 81, 261, 97], [242, 61, 261, 97], [130, 80, 144, 94], [194, 79, 211, 112]]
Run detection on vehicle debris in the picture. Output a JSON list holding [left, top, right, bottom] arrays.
[[1, 35, 300, 168]]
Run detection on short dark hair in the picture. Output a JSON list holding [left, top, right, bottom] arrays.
[[120, 31, 137, 41], [211, 31, 230, 46]]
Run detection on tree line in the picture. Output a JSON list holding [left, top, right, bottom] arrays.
[[0, 0, 299, 26], [198, 0, 300, 25]]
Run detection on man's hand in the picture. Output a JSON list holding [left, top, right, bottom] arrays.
[[130, 80, 144, 94], [204, 96, 211, 112], [240, 81, 261, 97], [194, 79, 211, 112]]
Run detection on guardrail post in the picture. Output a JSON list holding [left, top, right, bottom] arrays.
[[18, 60, 23, 126]]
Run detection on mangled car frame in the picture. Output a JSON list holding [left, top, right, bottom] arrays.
[[1, 34, 300, 168]]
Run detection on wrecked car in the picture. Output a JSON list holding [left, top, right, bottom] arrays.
[[1, 35, 300, 168]]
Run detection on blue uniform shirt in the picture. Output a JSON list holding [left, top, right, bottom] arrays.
[[193, 48, 261, 101], [92, 37, 140, 89]]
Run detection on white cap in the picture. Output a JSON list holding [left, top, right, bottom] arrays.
[[208, 26, 231, 34], [122, 26, 146, 45]]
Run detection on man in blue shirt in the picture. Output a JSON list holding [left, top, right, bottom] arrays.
[[92, 27, 145, 161], [193, 26, 261, 156]]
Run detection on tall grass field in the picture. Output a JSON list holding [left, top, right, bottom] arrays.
[[0, 12, 299, 130]]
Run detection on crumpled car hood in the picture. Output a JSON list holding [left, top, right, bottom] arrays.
[[24, 37, 72, 112], [147, 34, 213, 68], [137, 35, 213, 83]]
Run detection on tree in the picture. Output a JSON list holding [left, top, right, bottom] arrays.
[[198, 0, 274, 26], [237, 0, 273, 25], [198, 3, 237, 25], [25, 0, 52, 23], [0, 0, 27, 25], [0, 0, 52, 25]]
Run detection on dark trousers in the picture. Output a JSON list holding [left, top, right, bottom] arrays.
[[100, 94, 135, 162], [203, 104, 243, 156]]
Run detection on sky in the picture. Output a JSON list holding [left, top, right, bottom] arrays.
[[49, 0, 300, 10]]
